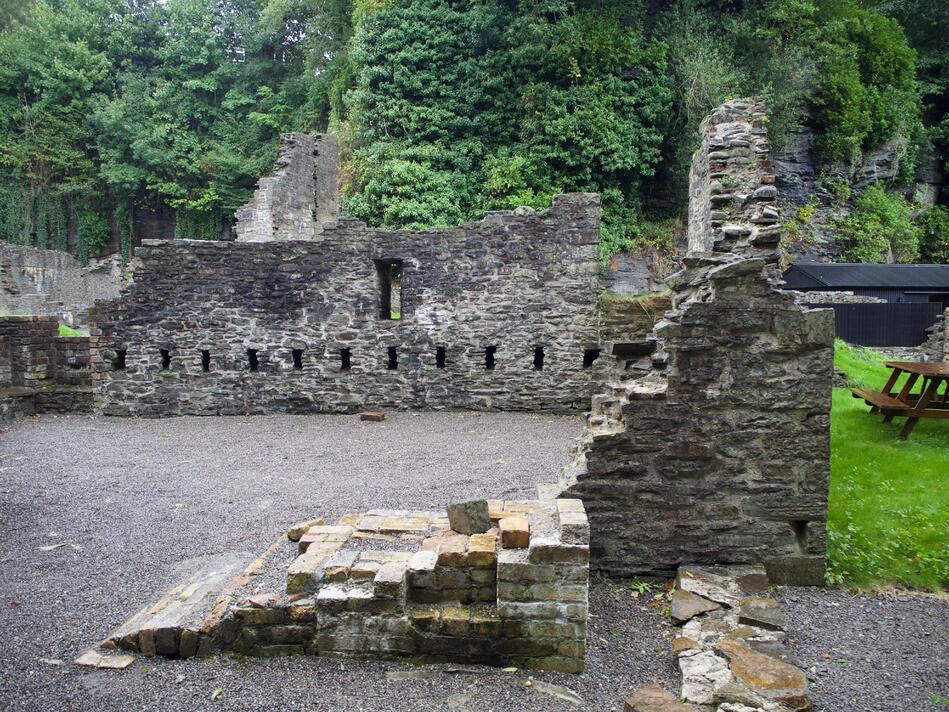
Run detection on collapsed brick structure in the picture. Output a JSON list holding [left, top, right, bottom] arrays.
[[0, 315, 95, 419], [90, 194, 604, 416], [555, 99, 834, 586], [100, 500, 590, 673]]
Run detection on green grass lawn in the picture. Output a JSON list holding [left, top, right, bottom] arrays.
[[57, 323, 85, 337], [829, 341, 949, 590]]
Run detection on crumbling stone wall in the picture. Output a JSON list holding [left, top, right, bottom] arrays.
[[234, 133, 339, 242], [0, 316, 95, 416], [556, 100, 833, 586], [0, 243, 123, 326], [921, 307, 948, 362], [91, 194, 604, 416]]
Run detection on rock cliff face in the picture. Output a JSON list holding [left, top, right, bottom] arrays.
[[774, 127, 940, 263], [554, 99, 833, 585]]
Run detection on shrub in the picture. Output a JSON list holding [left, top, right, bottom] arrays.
[[835, 185, 920, 263], [918, 205, 949, 263]]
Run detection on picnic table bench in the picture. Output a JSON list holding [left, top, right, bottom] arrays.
[[851, 361, 949, 439]]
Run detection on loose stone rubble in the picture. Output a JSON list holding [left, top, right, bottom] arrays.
[[626, 565, 811, 712], [97, 499, 590, 673]]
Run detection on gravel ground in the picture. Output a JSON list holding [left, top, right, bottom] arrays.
[[0, 412, 945, 712]]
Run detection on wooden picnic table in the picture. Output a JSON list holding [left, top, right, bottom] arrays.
[[851, 361, 949, 439]]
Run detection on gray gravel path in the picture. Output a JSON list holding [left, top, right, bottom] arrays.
[[0, 413, 945, 711]]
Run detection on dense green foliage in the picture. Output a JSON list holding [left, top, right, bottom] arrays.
[[918, 205, 949, 263], [830, 341, 948, 590], [0, 0, 944, 263], [332, 0, 931, 260], [0, 0, 320, 259], [835, 184, 920, 263]]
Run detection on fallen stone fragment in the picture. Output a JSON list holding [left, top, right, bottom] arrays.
[[286, 517, 326, 542], [447, 499, 491, 534], [74, 649, 135, 669], [679, 650, 734, 705], [672, 636, 703, 655], [359, 411, 385, 422], [716, 639, 810, 711], [737, 597, 786, 631], [671, 589, 722, 624], [246, 593, 278, 608], [677, 565, 768, 608], [624, 682, 700, 711], [499, 517, 530, 549]]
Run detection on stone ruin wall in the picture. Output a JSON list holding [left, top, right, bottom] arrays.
[[90, 194, 605, 416], [234, 133, 339, 242], [556, 99, 834, 586], [0, 315, 95, 419], [0, 242, 123, 327]]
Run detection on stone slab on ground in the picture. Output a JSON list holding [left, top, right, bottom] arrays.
[[359, 411, 386, 422], [103, 552, 249, 657], [624, 682, 700, 711]]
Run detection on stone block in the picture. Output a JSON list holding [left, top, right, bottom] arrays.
[[467, 532, 497, 567], [286, 547, 333, 593], [528, 539, 589, 565], [624, 683, 700, 712], [447, 500, 491, 534], [323, 550, 358, 581], [374, 561, 407, 599], [435, 534, 469, 567], [359, 411, 385, 421], [286, 517, 326, 542], [670, 589, 722, 624], [499, 517, 530, 549]]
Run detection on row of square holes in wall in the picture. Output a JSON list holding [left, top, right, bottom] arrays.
[[110, 347, 602, 372]]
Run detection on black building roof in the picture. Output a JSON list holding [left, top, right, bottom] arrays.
[[783, 263, 949, 290]]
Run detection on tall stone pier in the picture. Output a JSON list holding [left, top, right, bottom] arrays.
[[556, 99, 833, 585]]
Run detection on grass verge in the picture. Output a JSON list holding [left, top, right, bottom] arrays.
[[829, 341, 948, 590]]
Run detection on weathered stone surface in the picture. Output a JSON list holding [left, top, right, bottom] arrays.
[[737, 597, 786, 632], [499, 517, 530, 549], [677, 566, 767, 609], [556, 100, 831, 585], [716, 639, 810, 710], [359, 411, 385, 422], [73, 650, 136, 669], [671, 589, 722, 624], [91, 193, 604, 417], [680, 650, 734, 705], [624, 683, 700, 711], [286, 517, 325, 542], [447, 500, 491, 535]]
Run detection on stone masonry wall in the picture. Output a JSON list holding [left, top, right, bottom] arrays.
[[91, 194, 605, 416], [234, 133, 339, 242], [0, 243, 123, 327], [556, 100, 833, 586]]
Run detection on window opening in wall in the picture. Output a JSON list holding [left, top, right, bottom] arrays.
[[112, 349, 126, 371], [485, 345, 496, 370], [340, 348, 352, 371], [791, 520, 809, 553], [533, 346, 545, 370], [436, 346, 446, 369], [387, 346, 398, 370], [201, 350, 211, 372], [247, 348, 259, 372], [583, 348, 600, 368], [159, 348, 170, 370], [292, 349, 304, 369], [375, 259, 403, 320]]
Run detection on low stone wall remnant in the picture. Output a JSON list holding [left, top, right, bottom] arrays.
[[97, 499, 590, 673], [0, 315, 95, 419]]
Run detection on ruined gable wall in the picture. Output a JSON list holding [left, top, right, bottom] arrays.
[[557, 100, 833, 585], [91, 194, 604, 416], [234, 133, 339, 242]]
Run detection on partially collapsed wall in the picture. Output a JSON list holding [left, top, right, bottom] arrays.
[[234, 133, 339, 242], [0, 243, 123, 326], [556, 99, 833, 586], [91, 194, 605, 416]]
